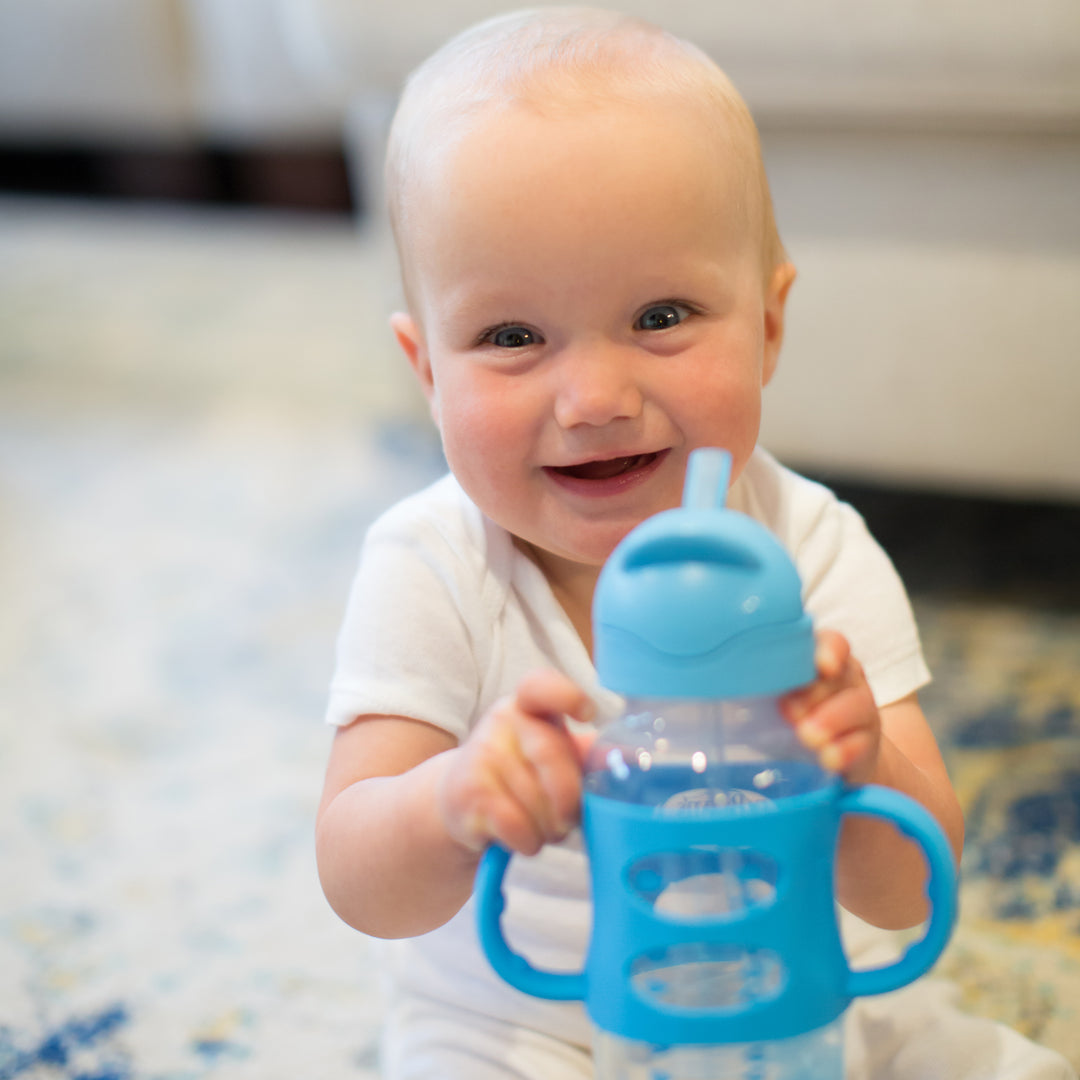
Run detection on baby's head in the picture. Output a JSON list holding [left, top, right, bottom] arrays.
[[383, 7, 796, 575], [386, 6, 785, 310]]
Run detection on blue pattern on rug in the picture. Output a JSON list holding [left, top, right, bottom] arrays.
[[0, 1004, 131, 1080]]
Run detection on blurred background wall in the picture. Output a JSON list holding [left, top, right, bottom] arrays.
[[1, 0, 1078, 500]]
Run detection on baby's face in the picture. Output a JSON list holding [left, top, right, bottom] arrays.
[[394, 99, 788, 575]]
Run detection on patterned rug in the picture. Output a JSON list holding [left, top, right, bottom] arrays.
[[1, 198, 1077, 1078]]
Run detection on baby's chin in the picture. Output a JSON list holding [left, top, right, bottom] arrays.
[[510, 516, 652, 578]]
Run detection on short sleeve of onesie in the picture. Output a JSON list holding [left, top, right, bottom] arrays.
[[325, 477, 498, 740]]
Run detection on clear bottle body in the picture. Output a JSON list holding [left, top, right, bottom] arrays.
[[583, 696, 843, 1080], [593, 1019, 844, 1080], [582, 695, 830, 809]]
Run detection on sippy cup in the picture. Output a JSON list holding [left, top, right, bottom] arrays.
[[476, 447, 957, 1079]]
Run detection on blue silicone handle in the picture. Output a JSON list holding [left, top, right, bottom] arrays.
[[839, 785, 958, 997], [475, 844, 587, 1001]]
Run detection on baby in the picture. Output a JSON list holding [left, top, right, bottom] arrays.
[[316, 8, 1073, 1078]]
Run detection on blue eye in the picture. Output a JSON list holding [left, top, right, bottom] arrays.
[[485, 325, 541, 349], [637, 303, 689, 331]]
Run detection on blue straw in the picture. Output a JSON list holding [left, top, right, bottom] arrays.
[[682, 448, 732, 510]]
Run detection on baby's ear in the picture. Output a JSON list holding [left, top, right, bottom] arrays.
[[762, 261, 796, 386], [390, 312, 438, 421]]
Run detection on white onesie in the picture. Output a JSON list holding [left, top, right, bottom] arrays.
[[326, 448, 1073, 1079]]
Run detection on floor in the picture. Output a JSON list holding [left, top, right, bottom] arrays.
[[1, 196, 1078, 1078]]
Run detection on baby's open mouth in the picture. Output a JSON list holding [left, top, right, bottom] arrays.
[[551, 453, 660, 481]]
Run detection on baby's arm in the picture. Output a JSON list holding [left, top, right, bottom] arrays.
[[782, 631, 965, 929], [315, 669, 594, 939]]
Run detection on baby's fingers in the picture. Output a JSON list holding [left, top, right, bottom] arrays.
[[797, 704, 873, 775], [510, 671, 594, 842], [515, 668, 596, 727], [517, 718, 584, 837], [781, 631, 859, 724], [443, 730, 546, 855], [818, 726, 877, 782], [813, 630, 851, 682], [446, 670, 595, 856], [479, 766, 553, 856], [791, 679, 880, 784]]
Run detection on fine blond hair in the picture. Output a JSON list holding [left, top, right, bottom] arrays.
[[385, 7, 785, 305]]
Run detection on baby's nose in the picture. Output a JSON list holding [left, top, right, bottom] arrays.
[[553, 346, 644, 429]]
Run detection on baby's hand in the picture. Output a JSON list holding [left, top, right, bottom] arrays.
[[438, 669, 595, 856], [781, 630, 880, 786]]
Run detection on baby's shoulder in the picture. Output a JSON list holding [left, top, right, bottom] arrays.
[[364, 473, 514, 592], [738, 447, 845, 546], [367, 473, 475, 548]]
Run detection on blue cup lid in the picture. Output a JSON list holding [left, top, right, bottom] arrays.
[[593, 448, 815, 698]]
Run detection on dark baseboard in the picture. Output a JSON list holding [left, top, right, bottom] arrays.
[[807, 471, 1080, 609], [0, 141, 355, 215]]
